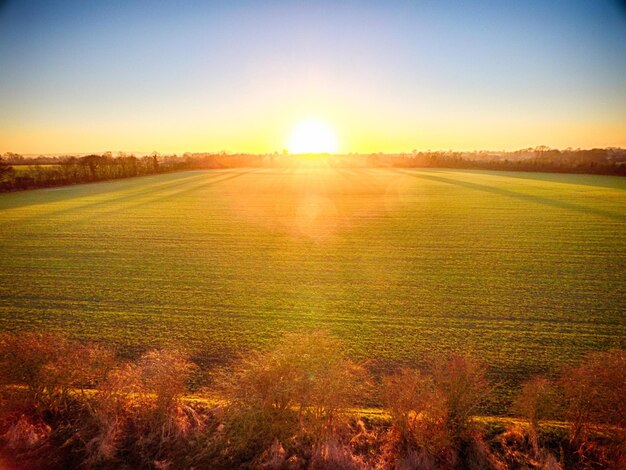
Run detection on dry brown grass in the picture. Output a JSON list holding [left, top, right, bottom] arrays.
[[0, 331, 624, 469], [215, 331, 365, 467], [430, 354, 492, 439], [380, 368, 451, 465], [81, 348, 202, 467], [1, 414, 51, 451], [512, 376, 561, 457], [496, 423, 563, 469], [559, 349, 626, 468], [560, 350, 626, 441], [378, 355, 501, 469], [0, 331, 114, 414]]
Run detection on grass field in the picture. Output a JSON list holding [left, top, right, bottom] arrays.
[[11, 164, 60, 171], [0, 166, 624, 395]]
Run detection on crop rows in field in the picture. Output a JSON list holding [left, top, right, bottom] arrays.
[[1, 167, 625, 401]]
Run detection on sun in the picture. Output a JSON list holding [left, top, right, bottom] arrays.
[[287, 119, 339, 154]]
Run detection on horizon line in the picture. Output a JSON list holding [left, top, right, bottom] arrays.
[[4, 146, 626, 158]]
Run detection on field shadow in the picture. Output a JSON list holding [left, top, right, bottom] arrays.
[[0, 169, 259, 218], [76, 168, 260, 221], [31, 172, 230, 219], [427, 169, 626, 190], [398, 170, 626, 222], [26, 170, 256, 226], [0, 171, 211, 211]]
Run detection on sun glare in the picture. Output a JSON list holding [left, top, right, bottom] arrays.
[[287, 119, 339, 154]]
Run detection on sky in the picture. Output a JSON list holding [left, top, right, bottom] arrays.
[[0, 0, 625, 154]]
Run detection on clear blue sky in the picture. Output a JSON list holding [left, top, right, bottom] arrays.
[[1, 0, 625, 153]]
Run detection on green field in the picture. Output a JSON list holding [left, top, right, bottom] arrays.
[[0, 167, 624, 389], [11, 164, 60, 171]]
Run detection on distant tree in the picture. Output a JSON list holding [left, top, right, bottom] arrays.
[[0, 156, 14, 181], [150, 151, 160, 172], [80, 154, 106, 180], [3, 152, 23, 163]]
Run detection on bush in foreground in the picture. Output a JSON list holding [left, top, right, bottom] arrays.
[[0, 330, 624, 469], [0, 332, 114, 414], [81, 348, 201, 467], [212, 331, 365, 468], [380, 356, 502, 470], [559, 349, 626, 468]]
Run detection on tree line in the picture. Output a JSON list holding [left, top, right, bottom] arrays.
[[0, 152, 265, 192], [351, 147, 626, 175], [1, 147, 624, 193]]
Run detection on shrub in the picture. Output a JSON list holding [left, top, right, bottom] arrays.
[[381, 368, 450, 463], [82, 349, 200, 466], [217, 331, 363, 466], [0, 332, 69, 398], [430, 354, 492, 440], [560, 350, 626, 441], [559, 349, 626, 467], [0, 331, 114, 413], [380, 356, 496, 469], [1, 414, 51, 451], [512, 376, 560, 457]]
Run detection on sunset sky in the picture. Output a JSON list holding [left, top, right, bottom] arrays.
[[1, 0, 625, 155]]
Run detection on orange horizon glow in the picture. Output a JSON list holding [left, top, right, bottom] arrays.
[[3, 116, 625, 156], [1, 2, 625, 156]]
